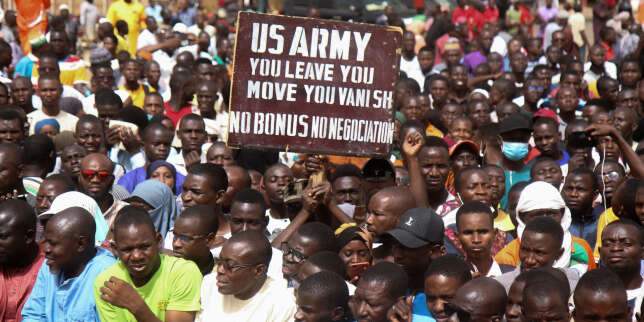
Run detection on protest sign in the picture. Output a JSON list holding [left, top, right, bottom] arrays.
[[227, 11, 402, 156]]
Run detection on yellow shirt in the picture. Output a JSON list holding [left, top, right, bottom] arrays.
[[119, 84, 154, 108], [494, 209, 515, 232], [593, 207, 618, 262], [107, 0, 146, 56], [31, 55, 89, 86]]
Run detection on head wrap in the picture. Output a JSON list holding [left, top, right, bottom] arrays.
[[130, 180, 179, 239], [146, 161, 177, 192], [516, 181, 573, 271], [335, 223, 373, 254], [41, 191, 110, 244], [34, 118, 60, 134]]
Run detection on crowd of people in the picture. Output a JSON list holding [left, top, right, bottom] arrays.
[[0, 0, 643, 321]]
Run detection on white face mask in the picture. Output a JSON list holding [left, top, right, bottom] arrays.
[[337, 203, 356, 218]]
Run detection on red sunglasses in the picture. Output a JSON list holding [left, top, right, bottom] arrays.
[[82, 170, 112, 181]]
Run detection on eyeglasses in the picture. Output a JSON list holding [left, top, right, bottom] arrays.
[[528, 86, 544, 92], [81, 170, 112, 181], [215, 257, 258, 272], [444, 302, 471, 322], [281, 242, 308, 263], [599, 171, 621, 181], [172, 232, 208, 243]]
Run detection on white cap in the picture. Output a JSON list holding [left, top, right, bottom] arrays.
[[59, 3, 70, 11], [40, 191, 103, 219], [172, 23, 188, 34]]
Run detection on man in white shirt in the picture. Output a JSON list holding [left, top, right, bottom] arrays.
[[27, 75, 78, 135], [137, 16, 159, 50], [197, 231, 296, 322], [399, 31, 425, 88], [583, 44, 617, 84]]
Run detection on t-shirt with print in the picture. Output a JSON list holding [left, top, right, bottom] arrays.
[[94, 254, 202, 321]]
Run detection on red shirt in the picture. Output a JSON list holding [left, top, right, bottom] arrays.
[[452, 6, 469, 24], [469, 9, 486, 37], [483, 6, 499, 23], [0, 251, 45, 322], [163, 102, 193, 128], [518, 5, 533, 33], [600, 42, 615, 61]]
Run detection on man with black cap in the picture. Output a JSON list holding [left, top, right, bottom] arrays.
[[384, 207, 446, 293], [498, 113, 534, 210], [361, 158, 396, 202]]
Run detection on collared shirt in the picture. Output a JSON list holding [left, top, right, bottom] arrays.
[[21, 248, 116, 322], [435, 192, 461, 217], [0, 251, 45, 322]]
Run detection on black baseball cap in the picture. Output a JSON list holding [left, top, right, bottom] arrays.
[[362, 158, 394, 179], [383, 208, 444, 248], [499, 113, 532, 134]]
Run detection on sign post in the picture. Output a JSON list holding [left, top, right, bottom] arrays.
[[227, 12, 402, 157]]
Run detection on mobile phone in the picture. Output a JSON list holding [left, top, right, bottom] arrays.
[[348, 262, 370, 280], [568, 131, 594, 148], [282, 179, 308, 204]]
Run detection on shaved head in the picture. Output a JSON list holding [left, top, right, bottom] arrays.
[[80, 153, 114, 173], [451, 277, 507, 318], [0, 142, 23, 164], [371, 187, 416, 215], [48, 206, 96, 245], [0, 199, 36, 232], [226, 230, 272, 266]]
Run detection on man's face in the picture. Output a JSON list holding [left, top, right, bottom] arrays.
[[562, 174, 596, 216], [349, 280, 395, 322], [596, 135, 620, 161], [418, 146, 450, 192], [197, 64, 216, 81], [79, 157, 114, 200], [594, 163, 624, 203], [618, 90, 641, 114], [531, 160, 563, 188], [524, 80, 544, 104], [49, 31, 67, 56], [552, 32, 565, 48], [97, 104, 120, 127], [450, 66, 468, 90], [143, 95, 164, 116], [391, 240, 434, 278], [206, 144, 236, 167], [36, 181, 67, 215], [523, 293, 569, 322], [601, 80, 619, 103], [519, 230, 562, 271], [401, 97, 424, 121], [295, 289, 340, 322], [179, 119, 207, 153], [37, 79, 62, 107], [418, 51, 434, 73], [457, 170, 490, 205], [114, 224, 161, 283], [145, 63, 161, 85], [449, 119, 473, 143], [589, 47, 606, 66], [332, 176, 362, 205], [171, 216, 210, 261], [451, 149, 478, 176], [182, 174, 220, 208], [93, 67, 116, 90], [122, 62, 140, 83], [425, 274, 463, 322], [533, 123, 559, 158], [487, 53, 504, 73], [230, 202, 267, 234], [0, 213, 31, 265], [573, 289, 631, 322], [556, 87, 578, 112], [445, 49, 462, 67], [0, 151, 20, 194], [430, 80, 449, 106], [599, 224, 643, 272], [0, 119, 23, 144], [480, 31, 493, 52], [402, 33, 415, 53], [440, 104, 463, 127], [11, 78, 33, 108], [505, 281, 525, 322], [197, 86, 217, 115], [61, 145, 86, 179], [42, 223, 81, 273], [468, 102, 491, 128], [510, 53, 527, 73], [75, 122, 104, 154], [613, 108, 635, 139], [282, 232, 319, 281], [143, 128, 172, 162], [485, 167, 505, 205], [619, 62, 641, 88], [366, 194, 400, 237], [456, 212, 493, 260], [262, 166, 293, 203]]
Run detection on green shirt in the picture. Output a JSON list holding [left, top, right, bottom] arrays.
[[94, 254, 202, 321]]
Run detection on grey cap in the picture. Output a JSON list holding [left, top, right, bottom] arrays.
[[90, 47, 111, 65], [383, 208, 444, 248]]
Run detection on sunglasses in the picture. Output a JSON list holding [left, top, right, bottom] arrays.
[[82, 170, 112, 181]]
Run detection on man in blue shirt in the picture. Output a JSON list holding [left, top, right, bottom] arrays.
[[21, 207, 116, 321]]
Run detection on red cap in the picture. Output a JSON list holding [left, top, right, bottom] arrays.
[[533, 108, 559, 124]]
